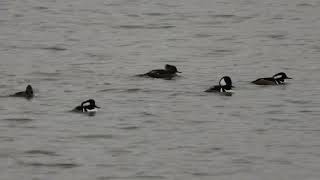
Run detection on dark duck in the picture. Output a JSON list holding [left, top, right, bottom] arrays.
[[73, 99, 100, 113], [205, 76, 234, 93], [251, 72, 292, 85], [138, 64, 181, 80], [10, 85, 34, 99]]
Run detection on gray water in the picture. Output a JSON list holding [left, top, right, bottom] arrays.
[[0, 0, 320, 179]]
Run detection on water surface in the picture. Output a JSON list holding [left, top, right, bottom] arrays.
[[0, 0, 320, 179]]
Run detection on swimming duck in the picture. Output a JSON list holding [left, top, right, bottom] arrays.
[[251, 72, 292, 85], [205, 76, 234, 93], [138, 64, 181, 80], [10, 85, 34, 99], [73, 99, 100, 113]]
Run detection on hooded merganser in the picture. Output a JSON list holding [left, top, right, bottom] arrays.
[[251, 72, 292, 85], [138, 64, 181, 80], [10, 85, 34, 99], [205, 76, 234, 93], [73, 99, 100, 113]]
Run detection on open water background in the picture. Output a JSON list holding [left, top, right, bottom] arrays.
[[0, 0, 320, 179]]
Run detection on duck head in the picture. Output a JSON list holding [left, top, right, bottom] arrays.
[[219, 76, 233, 91], [165, 64, 181, 73], [81, 99, 100, 108], [25, 85, 34, 98], [273, 72, 292, 83]]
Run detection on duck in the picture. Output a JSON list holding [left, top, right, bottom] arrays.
[[10, 85, 34, 99], [205, 76, 234, 93], [251, 72, 292, 85], [73, 99, 100, 113], [138, 64, 181, 80]]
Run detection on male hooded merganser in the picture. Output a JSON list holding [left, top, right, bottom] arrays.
[[138, 64, 181, 80], [205, 76, 234, 93], [251, 72, 292, 85], [73, 99, 100, 113], [10, 85, 34, 99]]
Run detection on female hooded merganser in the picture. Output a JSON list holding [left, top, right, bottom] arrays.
[[251, 72, 292, 85], [205, 76, 234, 93], [138, 64, 181, 80], [10, 85, 34, 99], [73, 99, 100, 113]]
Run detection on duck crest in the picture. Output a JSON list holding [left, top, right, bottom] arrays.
[[25, 85, 34, 98], [219, 76, 233, 91], [273, 72, 291, 84], [73, 99, 100, 113], [205, 76, 233, 94]]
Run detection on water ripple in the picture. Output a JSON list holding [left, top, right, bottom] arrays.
[[2, 118, 34, 122], [19, 161, 80, 168], [76, 134, 114, 139], [39, 46, 67, 51], [116, 24, 175, 29], [24, 150, 59, 156], [143, 12, 169, 17], [117, 126, 140, 130]]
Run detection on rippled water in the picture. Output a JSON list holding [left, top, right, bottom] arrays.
[[1, 0, 320, 179]]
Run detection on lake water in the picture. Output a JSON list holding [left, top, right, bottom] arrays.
[[0, 0, 320, 179]]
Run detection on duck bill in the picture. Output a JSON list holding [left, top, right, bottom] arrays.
[[177, 71, 182, 73], [286, 77, 292, 79], [95, 106, 100, 108]]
